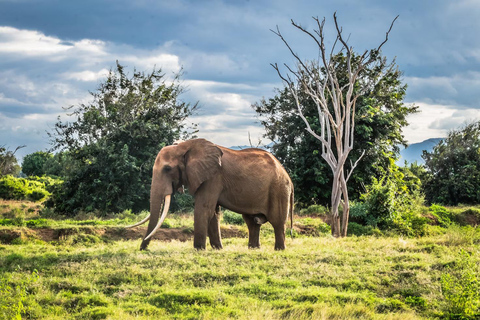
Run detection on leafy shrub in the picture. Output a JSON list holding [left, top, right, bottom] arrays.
[[299, 204, 328, 217], [355, 159, 426, 236], [222, 210, 244, 225], [429, 204, 452, 227], [303, 218, 331, 235], [25, 218, 50, 228], [172, 193, 194, 213], [0, 175, 55, 202], [440, 250, 480, 318], [28, 176, 63, 193], [347, 222, 382, 236], [0, 217, 25, 226], [0, 175, 30, 200], [28, 187, 50, 202]]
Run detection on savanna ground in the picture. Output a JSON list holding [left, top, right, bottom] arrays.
[[0, 200, 479, 319]]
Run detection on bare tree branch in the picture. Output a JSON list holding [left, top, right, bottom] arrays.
[[272, 13, 397, 237]]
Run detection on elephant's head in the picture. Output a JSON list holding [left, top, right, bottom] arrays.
[[127, 139, 223, 250]]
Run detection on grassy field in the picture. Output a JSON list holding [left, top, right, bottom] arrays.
[[0, 201, 479, 319]]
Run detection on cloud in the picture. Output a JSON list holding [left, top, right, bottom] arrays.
[[0, 26, 186, 158], [63, 69, 110, 82], [403, 102, 480, 143], [405, 72, 480, 108]]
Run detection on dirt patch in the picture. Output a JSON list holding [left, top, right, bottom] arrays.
[[457, 210, 480, 226], [0, 225, 248, 244]]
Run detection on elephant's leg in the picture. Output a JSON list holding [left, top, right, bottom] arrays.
[[242, 214, 261, 249], [208, 206, 223, 249], [272, 222, 286, 250], [193, 181, 222, 250]]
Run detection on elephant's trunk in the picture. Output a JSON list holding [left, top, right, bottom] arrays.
[[143, 194, 171, 241]]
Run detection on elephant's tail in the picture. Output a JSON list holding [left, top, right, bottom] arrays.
[[290, 188, 294, 239]]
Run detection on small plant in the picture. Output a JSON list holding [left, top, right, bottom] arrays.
[[222, 210, 244, 225], [299, 204, 328, 217], [440, 250, 480, 318]]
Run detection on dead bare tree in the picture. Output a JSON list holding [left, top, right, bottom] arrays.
[[272, 13, 397, 237]]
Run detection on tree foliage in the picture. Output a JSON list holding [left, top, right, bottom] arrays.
[[422, 121, 480, 205], [48, 62, 196, 214], [255, 53, 417, 207], [0, 146, 23, 177], [22, 151, 53, 176]]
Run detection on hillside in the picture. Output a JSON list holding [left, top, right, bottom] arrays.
[[399, 138, 443, 164]]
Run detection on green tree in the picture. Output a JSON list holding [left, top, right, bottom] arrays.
[[0, 145, 23, 177], [254, 53, 417, 207], [22, 151, 53, 176], [42, 151, 72, 177], [422, 121, 480, 205], [48, 62, 196, 214]]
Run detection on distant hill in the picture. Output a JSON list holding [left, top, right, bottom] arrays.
[[398, 138, 443, 164]]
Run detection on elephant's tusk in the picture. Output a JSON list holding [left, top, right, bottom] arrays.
[[143, 194, 171, 241], [125, 214, 151, 228]]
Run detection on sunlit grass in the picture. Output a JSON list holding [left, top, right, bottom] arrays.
[[1, 233, 479, 319]]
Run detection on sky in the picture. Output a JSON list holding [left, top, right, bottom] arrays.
[[1, 0, 480, 160]]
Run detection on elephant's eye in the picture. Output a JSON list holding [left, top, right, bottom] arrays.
[[163, 165, 172, 172]]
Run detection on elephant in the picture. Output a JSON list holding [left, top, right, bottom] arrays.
[[127, 138, 294, 250]]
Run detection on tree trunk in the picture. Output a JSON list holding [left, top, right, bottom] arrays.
[[330, 171, 342, 237], [340, 175, 349, 237]]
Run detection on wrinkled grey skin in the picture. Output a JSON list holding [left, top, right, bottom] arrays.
[[140, 138, 294, 251]]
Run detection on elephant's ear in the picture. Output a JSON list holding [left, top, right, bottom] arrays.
[[184, 139, 223, 194]]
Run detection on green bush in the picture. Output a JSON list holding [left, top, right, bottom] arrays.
[[347, 222, 382, 236], [299, 204, 328, 217], [300, 218, 332, 235], [354, 159, 426, 236], [28, 176, 63, 193], [440, 250, 480, 318], [0, 175, 55, 202], [429, 204, 452, 227], [0, 217, 25, 226], [172, 193, 194, 213], [25, 218, 50, 228], [0, 175, 29, 200], [222, 210, 244, 225], [28, 187, 50, 202]]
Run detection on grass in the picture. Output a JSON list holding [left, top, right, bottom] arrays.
[[0, 200, 479, 319], [1, 232, 479, 319]]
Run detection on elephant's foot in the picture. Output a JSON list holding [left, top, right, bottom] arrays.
[[140, 239, 151, 251], [248, 244, 261, 249], [209, 237, 223, 250], [274, 243, 285, 250], [194, 241, 207, 250]]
